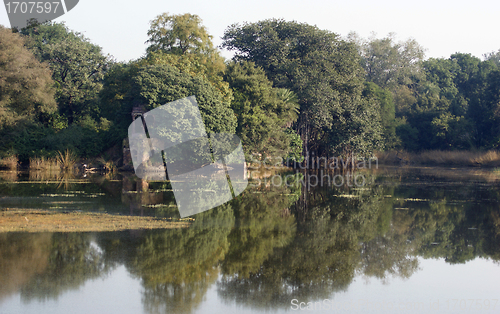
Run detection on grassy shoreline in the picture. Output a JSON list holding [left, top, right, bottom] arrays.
[[376, 150, 500, 167], [0, 209, 191, 233]]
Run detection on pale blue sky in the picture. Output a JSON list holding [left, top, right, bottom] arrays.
[[1, 0, 499, 62]]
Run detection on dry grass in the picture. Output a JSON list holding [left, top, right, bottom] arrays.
[[375, 151, 412, 165], [0, 155, 19, 170], [29, 156, 60, 171], [376, 150, 500, 167], [29, 150, 78, 172], [471, 151, 500, 166]]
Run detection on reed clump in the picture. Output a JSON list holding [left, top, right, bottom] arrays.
[[0, 155, 19, 170], [57, 149, 78, 171], [29, 150, 78, 171]]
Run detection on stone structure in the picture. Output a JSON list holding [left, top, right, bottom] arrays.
[[122, 105, 146, 170]]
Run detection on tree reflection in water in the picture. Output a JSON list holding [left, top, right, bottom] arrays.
[[0, 168, 500, 313], [0, 232, 111, 302]]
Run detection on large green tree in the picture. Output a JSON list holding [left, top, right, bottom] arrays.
[[20, 22, 111, 125], [224, 61, 299, 157], [100, 63, 237, 137], [144, 13, 230, 103], [146, 13, 214, 55], [223, 19, 382, 158], [353, 33, 426, 90], [0, 26, 56, 130]]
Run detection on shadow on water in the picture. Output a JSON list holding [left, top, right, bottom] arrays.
[[0, 167, 500, 312]]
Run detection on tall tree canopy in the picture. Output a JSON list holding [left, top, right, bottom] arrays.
[[223, 19, 382, 158], [20, 22, 111, 125], [144, 13, 229, 102], [353, 33, 426, 90], [146, 13, 214, 55], [0, 26, 56, 130]]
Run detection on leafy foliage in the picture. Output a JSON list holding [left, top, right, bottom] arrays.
[[223, 19, 382, 158], [2, 14, 500, 159], [224, 61, 299, 157], [0, 26, 56, 129], [101, 63, 236, 135], [363, 82, 399, 148], [20, 22, 111, 125], [146, 13, 214, 56], [353, 33, 426, 89], [142, 51, 231, 103]]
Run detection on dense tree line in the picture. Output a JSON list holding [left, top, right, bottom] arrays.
[[1, 14, 500, 163], [352, 33, 500, 151]]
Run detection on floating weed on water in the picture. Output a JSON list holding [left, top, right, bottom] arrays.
[[11, 180, 91, 184], [84, 193, 106, 198], [44, 201, 91, 204], [40, 194, 76, 197], [333, 194, 360, 198], [397, 198, 431, 202], [142, 204, 177, 208]]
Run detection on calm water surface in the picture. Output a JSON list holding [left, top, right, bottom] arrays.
[[0, 167, 499, 314]]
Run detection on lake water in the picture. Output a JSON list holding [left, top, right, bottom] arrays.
[[0, 166, 499, 314]]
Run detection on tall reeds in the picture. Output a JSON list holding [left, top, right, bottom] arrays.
[[29, 156, 60, 171], [376, 150, 500, 167], [0, 155, 19, 170], [29, 150, 78, 171]]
